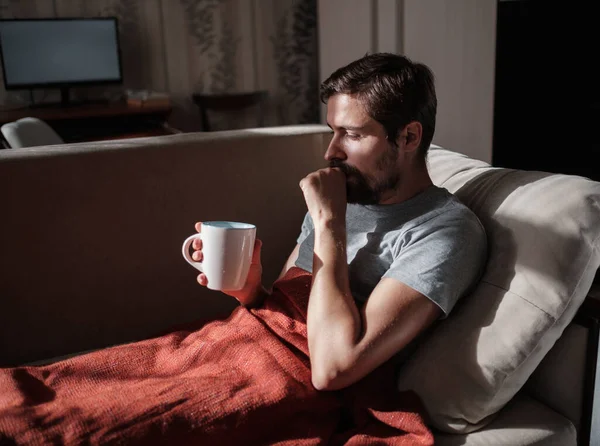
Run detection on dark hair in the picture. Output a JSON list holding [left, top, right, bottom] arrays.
[[320, 52, 437, 159]]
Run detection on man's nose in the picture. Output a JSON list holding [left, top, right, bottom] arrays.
[[324, 137, 346, 161]]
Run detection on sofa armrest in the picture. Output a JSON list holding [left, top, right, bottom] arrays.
[[578, 283, 600, 319], [525, 283, 600, 446]]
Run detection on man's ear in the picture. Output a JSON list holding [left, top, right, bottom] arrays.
[[397, 121, 422, 153]]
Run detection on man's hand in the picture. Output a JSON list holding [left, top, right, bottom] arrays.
[[299, 168, 347, 226], [193, 222, 265, 307]]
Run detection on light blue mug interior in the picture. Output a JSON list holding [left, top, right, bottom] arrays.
[[203, 221, 255, 229]]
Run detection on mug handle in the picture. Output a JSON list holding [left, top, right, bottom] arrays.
[[182, 233, 203, 272]]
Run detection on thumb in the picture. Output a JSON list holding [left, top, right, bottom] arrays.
[[252, 239, 262, 264]]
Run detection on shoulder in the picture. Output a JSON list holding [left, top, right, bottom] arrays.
[[442, 192, 487, 244], [400, 189, 487, 256], [409, 187, 484, 233], [384, 190, 488, 316], [439, 195, 486, 238]]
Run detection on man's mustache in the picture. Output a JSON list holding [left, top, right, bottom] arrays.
[[328, 159, 360, 178]]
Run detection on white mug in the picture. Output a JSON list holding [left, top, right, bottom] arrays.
[[182, 221, 256, 291]]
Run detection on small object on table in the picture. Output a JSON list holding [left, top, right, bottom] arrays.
[[126, 90, 172, 108]]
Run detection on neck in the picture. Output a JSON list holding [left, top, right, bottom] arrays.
[[378, 159, 433, 205]]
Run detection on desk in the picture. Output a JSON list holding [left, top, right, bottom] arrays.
[[0, 101, 174, 143]]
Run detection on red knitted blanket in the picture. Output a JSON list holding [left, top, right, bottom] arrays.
[[0, 267, 433, 445]]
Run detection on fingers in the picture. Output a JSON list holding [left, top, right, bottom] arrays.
[[299, 177, 307, 191], [191, 234, 203, 261], [192, 238, 203, 250], [193, 222, 206, 287], [196, 273, 208, 286], [300, 168, 342, 189]]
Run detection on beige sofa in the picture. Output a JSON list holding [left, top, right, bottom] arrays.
[[1, 125, 599, 445]]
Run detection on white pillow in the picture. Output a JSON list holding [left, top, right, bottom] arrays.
[[397, 145, 600, 433]]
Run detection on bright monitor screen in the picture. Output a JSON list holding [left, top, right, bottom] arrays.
[[0, 18, 122, 89]]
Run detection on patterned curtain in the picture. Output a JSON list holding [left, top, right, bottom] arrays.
[[0, 0, 319, 131]]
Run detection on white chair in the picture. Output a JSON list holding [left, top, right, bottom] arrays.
[[1, 117, 64, 148]]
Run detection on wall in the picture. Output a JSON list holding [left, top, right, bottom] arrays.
[[317, 0, 403, 122], [318, 0, 497, 163]]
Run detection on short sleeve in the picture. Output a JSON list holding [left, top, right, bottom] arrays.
[[383, 212, 487, 317], [296, 212, 314, 245]]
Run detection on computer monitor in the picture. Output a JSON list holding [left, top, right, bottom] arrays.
[[0, 17, 123, 107]]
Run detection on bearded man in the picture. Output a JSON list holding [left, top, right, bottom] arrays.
[[193, 52, 488, 391]]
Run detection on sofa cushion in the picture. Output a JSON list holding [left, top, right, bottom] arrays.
[[397, 145, 600, 433], [434, 393, 577, 446]]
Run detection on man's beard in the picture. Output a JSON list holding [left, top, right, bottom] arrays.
[[329, 153, 400, 205]]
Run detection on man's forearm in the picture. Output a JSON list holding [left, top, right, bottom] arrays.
[[307, 219, 362, 388]]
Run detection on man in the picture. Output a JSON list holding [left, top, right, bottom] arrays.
[[192, 52, 487, 391]]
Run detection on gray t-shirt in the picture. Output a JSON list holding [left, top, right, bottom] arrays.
[[295, 186, 487, 317]]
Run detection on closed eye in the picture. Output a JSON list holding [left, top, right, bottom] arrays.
[[345, 133, 361, 140]]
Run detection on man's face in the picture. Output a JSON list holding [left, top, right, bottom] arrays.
[[325, 94, 402, 205]]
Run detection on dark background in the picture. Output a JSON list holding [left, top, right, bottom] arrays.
[[493, 0, 599, 181]]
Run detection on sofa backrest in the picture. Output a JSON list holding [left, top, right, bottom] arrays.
[[0, 125, 332, 366]]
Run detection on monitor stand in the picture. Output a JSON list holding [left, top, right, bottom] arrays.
[[60, 87, 75, 107]]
